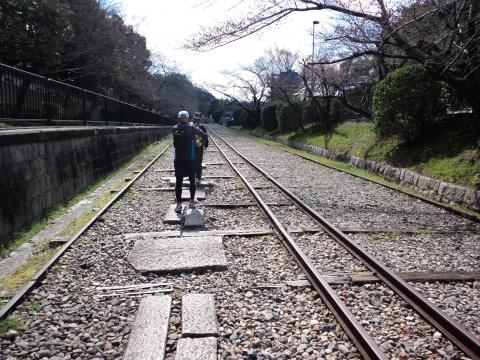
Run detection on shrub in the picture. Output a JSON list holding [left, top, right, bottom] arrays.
[[276, 102, 303, 132], [302, 101, 315, 124], [373, 64, 441, 141], [239, 109, 255, 128], [251, 110, 261, 128], [439, 84, 470, 114], [261, 102, 281, 131], [232, 108, 243, 125]]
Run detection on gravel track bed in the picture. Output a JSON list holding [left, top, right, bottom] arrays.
[[248, 178, 275, 189], [101, 191, 177, 234], [206, 182, 253, 204], [132, 169, 173, 188], [212, 127, 480, 232], [293, 233, 367, 274], [216, 148, 242, 159], [4, 127, 476, 359], [270, 205, 319, 229], [232, 165, 264, 178], [203, 167, 236, 177], [213, 127, 480, 356], [203, 152, 226, 163], [203, 207, 270, 230], [293, 187, 477, 231], [412, 281, 480, 340], [160, 234, 359, 359], [333, 283, 467, 358], [203, 164, 236, 177], [256, 188, 293, 204], [207, 177, 245, 191], [351, 232, 480, 272], [0, 220, 359, 359]]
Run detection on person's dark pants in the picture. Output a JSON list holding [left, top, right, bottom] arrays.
[[195, 149, 204, 180], [174, 160, 196, 202]]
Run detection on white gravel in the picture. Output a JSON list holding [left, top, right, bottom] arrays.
[[334, 283, 469, 358], [412, 281, 480, 340], [293, 233, 367, 274], [3, 126, 478, 360], [211, 126, 480, 232], [350, 232, 480, 273]]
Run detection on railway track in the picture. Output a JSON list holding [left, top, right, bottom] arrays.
[[225, 126, 480, 225], [0, 126, 479, 359], [209, 125, 480, 359], [0, 141, 173, 322]]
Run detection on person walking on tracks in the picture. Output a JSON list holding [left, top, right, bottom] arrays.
[[193, 116, 209, 184], [172, 110, 207, 212]]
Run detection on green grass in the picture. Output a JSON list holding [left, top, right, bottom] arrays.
[[253, 136, 480, 220], [24, 301, 42, 311], [0, 317, 21, 336], [0, 243, 60, 293], [55, 180, 124, 239], [246, 116, 480, 189]]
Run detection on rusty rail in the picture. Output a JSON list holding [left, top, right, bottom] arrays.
[[0, 141, 173, 321], [209, 132, 388, 359], [210, 127, 480, 360]]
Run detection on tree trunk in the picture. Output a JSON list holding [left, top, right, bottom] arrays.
[[338, 96, 372, 120]]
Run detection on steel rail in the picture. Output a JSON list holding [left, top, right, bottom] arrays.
[[209, 133, 388, 359], [0, 141, 173, 321], [210, 127, 480, 360], [226, 126, 480, 223]]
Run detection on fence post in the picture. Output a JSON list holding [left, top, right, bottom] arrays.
[[45, 78, 52, 125]]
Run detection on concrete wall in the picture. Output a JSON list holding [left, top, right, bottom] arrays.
[[0, 126, 170, 244], [262, 134, 480, 211]]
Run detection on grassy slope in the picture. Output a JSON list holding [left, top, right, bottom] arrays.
[[251, 116, 480, 189]]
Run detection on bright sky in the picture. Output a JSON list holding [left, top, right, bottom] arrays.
[[117, 0, 331, 92]]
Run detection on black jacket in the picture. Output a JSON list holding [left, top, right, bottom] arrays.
[[172, 122, 207, 161]]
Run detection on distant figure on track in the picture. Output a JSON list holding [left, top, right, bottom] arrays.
[[172, 110, 207, 212], [193, 116, 209, 184]]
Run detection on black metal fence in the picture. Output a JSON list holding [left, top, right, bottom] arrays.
[[0, 63, 170, 126]]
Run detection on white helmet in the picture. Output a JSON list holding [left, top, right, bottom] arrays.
[[178, 110, 189, 119]]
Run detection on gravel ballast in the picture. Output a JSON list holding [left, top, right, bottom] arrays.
[[2, 126, 479, 359]]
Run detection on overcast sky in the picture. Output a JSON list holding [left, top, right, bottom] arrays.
[[117, 0, 330, 91]]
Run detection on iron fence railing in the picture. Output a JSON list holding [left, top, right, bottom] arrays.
[[0, 63, 170, 126]]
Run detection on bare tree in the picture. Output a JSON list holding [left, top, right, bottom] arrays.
[[189, 0, 480, 114], [316, 57, 375, 119], [300, 60, 340, 131], [256, 47, 302, 104], [207, 66, 269, 124]]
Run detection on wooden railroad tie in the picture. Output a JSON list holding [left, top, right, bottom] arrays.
[[124, 227, 322, 239], [256, 271, 480, 288]]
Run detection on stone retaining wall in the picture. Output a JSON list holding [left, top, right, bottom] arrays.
[[262, 135, 480, 211], [0, 126, 170, 244]]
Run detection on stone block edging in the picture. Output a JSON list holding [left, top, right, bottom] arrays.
[[262, 134, 480, 211]]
